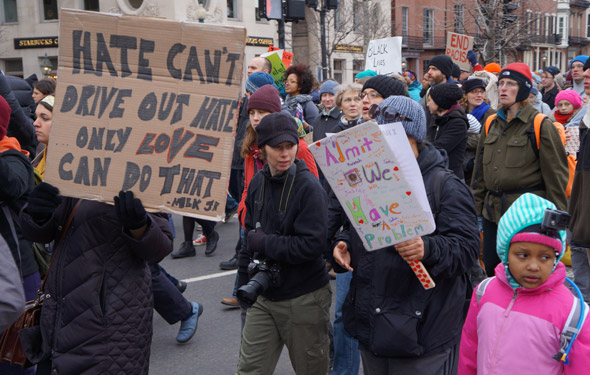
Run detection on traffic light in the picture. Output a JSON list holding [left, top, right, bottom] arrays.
[[305, 0, 318, 8], [285, 0, 306, 20], [258, 0, 283, 20], [502, 0, 518, 24]]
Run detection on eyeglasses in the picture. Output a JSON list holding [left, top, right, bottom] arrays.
[[361, 91, 382, 100], [368, 104, 413, 123], [572, 63, 585, 70]]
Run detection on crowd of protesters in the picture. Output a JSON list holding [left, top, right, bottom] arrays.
[[2, 47, 590, 375]]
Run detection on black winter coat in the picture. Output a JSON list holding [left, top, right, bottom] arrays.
[[312, 107, 342, 142], [0, 145, 37, 277], [429, 106, 469, 180], [19, 198, 173, 374], [334, 143, 480, 358], [238, 159, 330, 301]]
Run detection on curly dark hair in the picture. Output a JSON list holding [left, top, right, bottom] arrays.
[[284, 64, 314, 95]]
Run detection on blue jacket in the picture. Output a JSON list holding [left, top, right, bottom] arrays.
[[408, 81, 423, 102]]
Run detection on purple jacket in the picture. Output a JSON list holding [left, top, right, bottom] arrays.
[[459, 262, 590, 374]]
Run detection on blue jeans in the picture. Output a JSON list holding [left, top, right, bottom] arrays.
[[333, 271, 360, 375]]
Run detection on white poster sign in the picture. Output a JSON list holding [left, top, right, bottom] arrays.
[[364, 37, 402, 75]]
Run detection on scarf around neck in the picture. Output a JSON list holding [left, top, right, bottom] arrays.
[[470, 101, 490, 121]]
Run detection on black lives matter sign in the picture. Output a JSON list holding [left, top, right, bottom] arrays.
[[45, 9, 245, 220]]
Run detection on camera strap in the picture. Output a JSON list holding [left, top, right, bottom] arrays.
[[255, 164, 297, 231]]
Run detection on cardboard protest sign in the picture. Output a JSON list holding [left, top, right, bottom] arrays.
[[310, 122, 436, 289], [364, 37, 402, 75], [44, 9, 246, 221], [446, 32, 474, 71]]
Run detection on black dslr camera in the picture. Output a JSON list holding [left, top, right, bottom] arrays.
[[541, 209, 570, 236], [236, 258, 282, 307]]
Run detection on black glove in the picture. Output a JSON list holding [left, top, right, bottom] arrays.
[[467, 50, 478, 67], [26, 182, 62, 221], [247, 227, 266, 256], [114, 191, 148, 230]]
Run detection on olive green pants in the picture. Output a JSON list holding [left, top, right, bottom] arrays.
[[238, 283, 332, 375]]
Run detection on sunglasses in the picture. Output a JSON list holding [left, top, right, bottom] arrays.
[[368, 104, 413, 123]]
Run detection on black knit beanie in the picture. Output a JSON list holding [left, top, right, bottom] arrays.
[[462, 78, 486, 93], [429, 55, 454, 79], [451, 63, 461, 79], [362, 75, 407, 99], [429, 83, 464, 110]]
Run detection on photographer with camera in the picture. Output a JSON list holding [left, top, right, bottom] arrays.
[[236, 112, 331, 375]]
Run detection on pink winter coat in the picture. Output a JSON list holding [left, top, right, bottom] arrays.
[[459, 262, 590, 375]]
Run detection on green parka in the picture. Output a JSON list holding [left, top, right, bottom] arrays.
[[471, 103, 568, 223]]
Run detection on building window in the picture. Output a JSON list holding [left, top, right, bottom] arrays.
[[227, 0, 238, 19], [587, 14, 590, 37], [423, 59, 431, 74], [402, 7, 408, 44], [1, 0, 18, 23], [352, 59, 363, 81], [3, 58, 23, 77], [423, 9, 434, 46], [454, 4, 464, 34], [42, 0, 59, 20], [84, 0, 100, 11], [558, 16, 564, 39], [333, 59, 345, 83]]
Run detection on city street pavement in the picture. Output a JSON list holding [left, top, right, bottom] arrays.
[[149, 214, 338, 374]]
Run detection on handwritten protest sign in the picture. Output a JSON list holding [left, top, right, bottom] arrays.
[[261, 50, 287, 92], [446, 32, 474, 71], [309, 122, 436, 289], [44, 9, 245, 221], [267, 46, 293, 68], [364, 37, 402, 75]]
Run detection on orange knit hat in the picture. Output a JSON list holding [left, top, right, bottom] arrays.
[[484, 62, 502, 74]]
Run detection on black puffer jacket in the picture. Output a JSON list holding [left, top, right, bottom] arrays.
[[19, 198, 172, 374], [238, 159, 330, 301], [334, 142, 480, 357], [429, 105, 469, 180], [0, 144, 37, 278]]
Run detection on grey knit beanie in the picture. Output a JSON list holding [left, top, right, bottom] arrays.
[[374, 96, 426, 143], [320, 80, 339, 96]]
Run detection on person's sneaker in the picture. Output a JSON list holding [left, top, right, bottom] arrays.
[[192, 233, 207, 246], [177, 281, 187, 294], [176, 302, 204, 343], [220, 297, 240, 308], [219, 255, 238, 270], [170, 241, 196, 259], [205, 231, 219, 256]]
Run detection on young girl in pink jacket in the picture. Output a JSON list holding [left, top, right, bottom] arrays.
[[459, 193, 590, 374]]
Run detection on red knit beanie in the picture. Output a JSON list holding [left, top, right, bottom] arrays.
[[0, 96, 11, 140], [247, 84, 282, 114], [498, 63, 533, 102]]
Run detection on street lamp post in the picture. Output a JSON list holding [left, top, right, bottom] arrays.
[[196, 3, 207, 23], [40, 53, 52, 77]]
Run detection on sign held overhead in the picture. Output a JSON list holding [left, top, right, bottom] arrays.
[[44, 9, 246, 221]]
